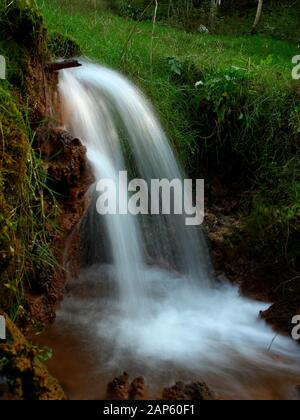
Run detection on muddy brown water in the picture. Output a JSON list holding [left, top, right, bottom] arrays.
[[33, 324, 300, 400], [32, 271, 300, 401]]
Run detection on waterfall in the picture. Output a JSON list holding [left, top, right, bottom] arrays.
[[55, 61, 300, 399], [59, 61, 211, 313]]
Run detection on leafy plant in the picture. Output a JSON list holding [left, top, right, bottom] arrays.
[[32, 344, 53, 362], [167, 56, 183, 76]]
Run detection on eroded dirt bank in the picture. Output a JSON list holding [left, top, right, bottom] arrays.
[[0, 0, 93, 323], [204, 177, 300, 340], [0, 1, 91, 399]]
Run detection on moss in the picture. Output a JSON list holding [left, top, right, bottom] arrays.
[[0, 1, 50, 95], [0, 0, 48, 57], [0, 313, 66, 400], [0, 86, 28, 191], [0, 0, 65, 321], [0, 85, 29, 314], [48, 31, 82, 58]]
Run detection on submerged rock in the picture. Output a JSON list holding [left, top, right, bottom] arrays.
[[130, 377, 145, 400], [162, 381, 215, 400], [0, 313, 66, 400], [107, 372, 131, 400], [107, 373, 145, 400], [286, 384, 300, 400], [107, 374, 215, 400]]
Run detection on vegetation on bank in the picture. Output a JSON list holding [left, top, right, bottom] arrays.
[[0, 313, 65, 399], [0, 0, 64, 322], [38, 0, 300, 295], [40, 0, 300, 44]]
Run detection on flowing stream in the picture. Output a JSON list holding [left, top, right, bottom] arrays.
[[37, 61, 300, 400]]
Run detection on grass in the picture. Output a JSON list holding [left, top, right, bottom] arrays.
[[38, 1, 297, 71], [0, 86, 60, 321], [38, 0, 298, 159]]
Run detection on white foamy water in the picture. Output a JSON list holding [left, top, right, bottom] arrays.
[[56, 62, 300, 399], [54, 265, 300, 399]]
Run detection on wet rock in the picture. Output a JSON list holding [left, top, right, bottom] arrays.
[[295, 385, 300, 400], [130, 377, 145, 400], [162, 381, 215, 400], [286, 384, 300, 400], [216, 272, 230, 284], [107, 373, 145, 400], [107, 372, 131, 400], [26, 127, 93, 325], [0, 313, 66, 400], [260, 298, 300, 339], [38, 128, 92, 203]]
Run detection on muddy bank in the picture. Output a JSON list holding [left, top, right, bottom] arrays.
[[0, 0, 91, 327], [204, 177, 300, 339], [0, 1, 92, 399], [28, 127, 92, 325]]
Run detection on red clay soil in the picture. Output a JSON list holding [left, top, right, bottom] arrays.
[[27, 126, 93, 325], [23, 56, 93, 325]]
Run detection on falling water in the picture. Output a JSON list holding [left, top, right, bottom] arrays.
[[51, 61, 300, 399], [59, 61, 211, 311]]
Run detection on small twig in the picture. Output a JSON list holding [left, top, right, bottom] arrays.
[[267, 334, 278, 352]]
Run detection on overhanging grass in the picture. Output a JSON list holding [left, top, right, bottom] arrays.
[[38, 0, 298, 158]]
